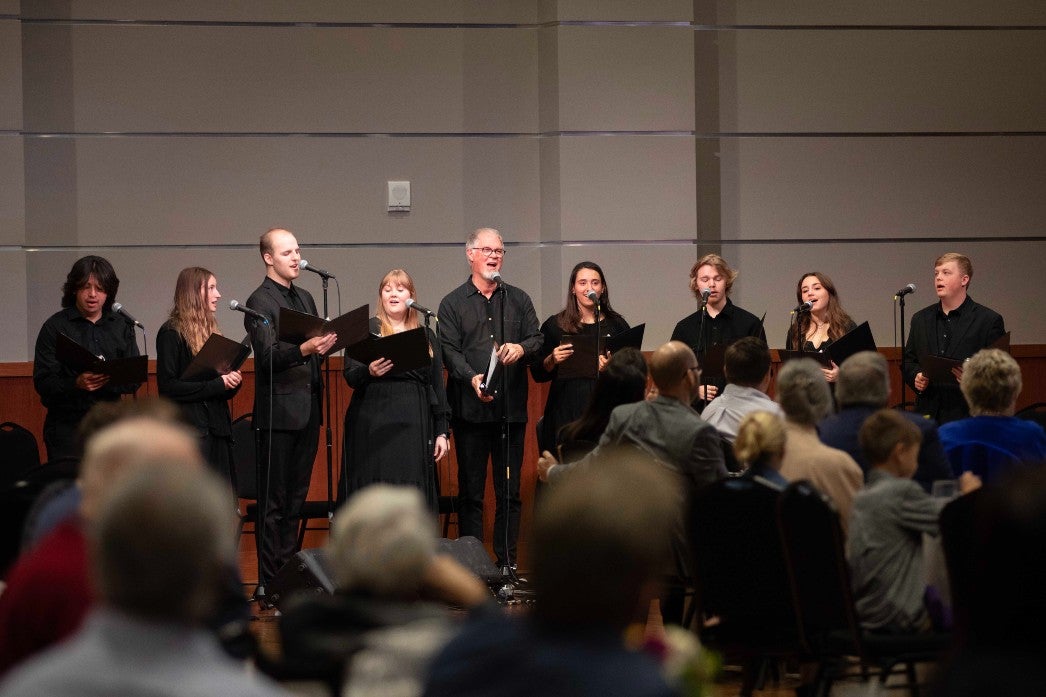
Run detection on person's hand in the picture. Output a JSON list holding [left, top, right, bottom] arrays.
[[545, 343, 573, 370], [597, 352, 610, 372], [75, 371, 109, 392], [301, 332, 337, 357], [471, 374, 494, 403], [959, 471, 982, 495], [496, 342, 524, 366], [914, 372, 929, 392], [433, 434, 450, 461], [698, 384, 718, 400], [823, 361, 840, 384], [951, 365, 964, 383], [420, 554, 490, 608], [221, 370, 243, 389], [537, 449, 559, 482], [368, 357, 393, 377]]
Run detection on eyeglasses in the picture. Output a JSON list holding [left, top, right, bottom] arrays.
[[685, 365, 702, 379], [470, 246, 506, 258]]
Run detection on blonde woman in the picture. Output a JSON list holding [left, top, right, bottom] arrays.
[[341, 269, 451, 508], [156, 267, 243, 486], [734, 411, 788, 489]]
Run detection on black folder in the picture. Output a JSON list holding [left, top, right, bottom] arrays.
[[697, 343, 727, 380], [826, 321, 877, 366], [180, 334, 252, 381], [919, 331, 1010, 384], [777, 348, 833, 367], [346, 327, 432, 375], [558, 324, 646, 380], [277, 304, 371, 354], [55, 333, 148, 385]]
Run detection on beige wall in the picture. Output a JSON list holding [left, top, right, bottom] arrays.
[[4, 1, 1045, 362]]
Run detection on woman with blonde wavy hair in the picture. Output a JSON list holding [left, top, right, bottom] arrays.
[[341, 269, 450, 509], [156, 267, 243, 487]]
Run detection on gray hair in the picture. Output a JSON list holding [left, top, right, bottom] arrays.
[[328, 485, 437, 598], [466, 227, 502, 248], [777, 358, 834, 425], [961, 348, 1022, 416], [836, 351, 890, 408], [91, 465, 236, 623]]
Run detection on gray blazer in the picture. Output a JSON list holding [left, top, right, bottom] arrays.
[[553, 395, 727, 493]]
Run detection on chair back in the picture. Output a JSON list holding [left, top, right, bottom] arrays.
[[689, 477, 803, 652], [0, 422, 41, 485], [231, 414, 257, 501], [1015, 401, 1046, 431], [777, 480, 864, 657], [939, 487, 986, 640]]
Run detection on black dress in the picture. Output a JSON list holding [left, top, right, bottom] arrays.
[[341, 320, 450, 509], [531, 314, 630, 453], [784, 319, 858, 354], [155, 322, 241, 487]]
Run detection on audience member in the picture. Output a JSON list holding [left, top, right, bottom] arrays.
[[0, 416, 205, 676], [297, 485, 491, 697], [939, 349, 1046, 482], [424, 451, 681, 697], [818, 351, 952, 490], [734, 411, 788, 489], [0, 463, 287, 697], [700, 337, 781, 443], [555, 347, 647, 462], [777, 358, 863, 531], [848, 410, 980, 633]]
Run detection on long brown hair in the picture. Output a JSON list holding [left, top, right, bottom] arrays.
[[555, 261, 623, 333], [787, 271, 854, 349], [168, 267, 221, 355]]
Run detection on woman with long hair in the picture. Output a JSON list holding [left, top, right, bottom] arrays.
[[156, 267, 243, 486], [785, 271, 857, 384], [556, 347, 648, 462], [341, 269, 450, 508], [531, 261, 630, 452]]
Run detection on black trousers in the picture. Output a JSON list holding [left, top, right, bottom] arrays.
[[452, 420, 524, 567], [255, 404, 320, 584]]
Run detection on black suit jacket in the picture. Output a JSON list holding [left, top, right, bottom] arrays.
[[246, 277, 322, 431], [902, 296, 1005, 423]]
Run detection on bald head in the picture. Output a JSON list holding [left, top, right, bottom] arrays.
[[79, 417, 204, 522], [648, 341, 697, 393]]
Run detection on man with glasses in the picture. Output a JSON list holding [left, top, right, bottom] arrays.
[[438, 228, 542, 573]]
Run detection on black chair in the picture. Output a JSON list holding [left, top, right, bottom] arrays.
[[0, 421, 41, 488], [939, 487, 987, 643], [688, 477, 805, 696], [778, 480, 950, 697], [0, 455, 79, 575], [1015, 401, 1046, 431]]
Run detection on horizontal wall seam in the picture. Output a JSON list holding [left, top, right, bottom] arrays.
[[18, 237, 1046, 253], [16, 131, 1046, 139], [15, 18, 1046, 30]]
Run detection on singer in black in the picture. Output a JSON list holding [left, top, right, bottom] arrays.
[[784, 272, 857, 385], [245, 228, 337, 601], [33, 256, 141, 460], [438, 227, 542, 570], [903, 253, 1005, 424], [670, 253, 765, 405], [156, 267, 243, 488], [341, 269, 450, 508], [531, 261, 629, 453]]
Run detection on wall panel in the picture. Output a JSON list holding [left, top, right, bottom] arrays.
[[0, 18, 20, 130], [0, 251, 27, 362], [0, 138, 24, 244], [712, 1, 1046, 26]]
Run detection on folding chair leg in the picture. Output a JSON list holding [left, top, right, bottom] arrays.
[[906, 661, 920, 697]]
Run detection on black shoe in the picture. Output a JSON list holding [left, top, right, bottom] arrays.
[[252, 585, 273, 610]]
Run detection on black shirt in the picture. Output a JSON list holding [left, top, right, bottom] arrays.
[[33, 306, 141, 417], [671, 299, 766, 399], [438, 278, 542, 423]]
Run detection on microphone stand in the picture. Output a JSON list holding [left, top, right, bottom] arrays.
[[320, 276, 334, 521], [697, 295, 710, 406], [898, 292, 909, 409], [496, 279, 519, 587]]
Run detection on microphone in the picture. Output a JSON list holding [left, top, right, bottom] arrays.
[[229, 300, 269, 324], [299, 259, 335, 279], [584, 290, 599, 304], [490, 271, 503, 285], [111, 303, 143, 328], [405, 298, 436, 317], [700, 287, 711, 304], [894, 283, 916, 298], [791, 300, 813, 314]]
